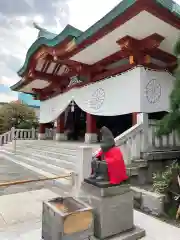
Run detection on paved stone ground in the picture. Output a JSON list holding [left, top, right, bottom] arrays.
[[0, 188, 179, 240], [0, 157, 180, 239], [0, 157, 65, 197]]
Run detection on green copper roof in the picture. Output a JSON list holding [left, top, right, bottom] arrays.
[[17, 0, 180, 79], [33, 22, 57, 39], [11, 79, 26, 91], [18, 24, 82, 76]]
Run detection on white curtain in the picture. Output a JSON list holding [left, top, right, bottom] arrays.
[[40, 67, 143, 123], [74, 67, 141, 116], [140, 68, 175, 113], [40, 89, 75, 123]]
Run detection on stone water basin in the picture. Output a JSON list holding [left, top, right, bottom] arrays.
[[42, 197, 94, 240]]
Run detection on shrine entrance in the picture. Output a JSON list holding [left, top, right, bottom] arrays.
[[65, 103, 86, 141], [96, 114, 133, 138], [64, 102, 133, 141]]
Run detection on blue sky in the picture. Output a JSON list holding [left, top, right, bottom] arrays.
[[0, 0, 179, 102]]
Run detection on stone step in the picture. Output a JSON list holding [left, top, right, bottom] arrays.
[[9, 140, 100, 152], [128, 160, 148, 168], [5, 148, 76, 170], [3, 147, 76, 171], [142, 150, 180, 161], [3, 145, 77, 162], [13, 144, 77, 154], [0, 151, 72, 192], [2, 150, 71, 177]]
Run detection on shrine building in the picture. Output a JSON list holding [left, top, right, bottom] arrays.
[[11, 0, 180, 143]]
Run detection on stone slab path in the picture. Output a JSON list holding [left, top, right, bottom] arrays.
[[0, 188, 178, 240]]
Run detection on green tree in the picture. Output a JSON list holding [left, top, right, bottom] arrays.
[[0, 102, 39, 134], [157, 38, 180, 136]]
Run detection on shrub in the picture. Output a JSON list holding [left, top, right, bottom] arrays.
[[152, 161, 180, 194]]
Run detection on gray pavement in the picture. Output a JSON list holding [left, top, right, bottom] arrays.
[[0, 157, 180, 240], [0, 157, 64, 197]]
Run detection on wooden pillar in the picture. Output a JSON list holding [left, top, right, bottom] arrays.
[[56, 113, 66, 141], [38, 123, 46, 140], [85, 113, 98, 143], [132, 112, 138, 126]]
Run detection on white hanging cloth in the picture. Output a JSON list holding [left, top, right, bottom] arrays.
[[74, 67, 141, 116], [40, 89, 75, 123]]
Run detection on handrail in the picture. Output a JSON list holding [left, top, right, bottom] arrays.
[[93, 123, 144, 165], [0, 127, 38, 146], [0, 173, 72, 187]]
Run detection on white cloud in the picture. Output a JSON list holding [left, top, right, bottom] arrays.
[[33, 15, 44, 24], [0, 76, 19, 87], [68, 0, 121, 31], [0, 93, 18, 103], [0, 0, 179, 105]]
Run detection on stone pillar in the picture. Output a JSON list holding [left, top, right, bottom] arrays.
[[85, 113, 98, 143], [38, 124, 46, 140], [56, 113, 66, 141]]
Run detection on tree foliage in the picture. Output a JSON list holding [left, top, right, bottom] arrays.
[[157, 38, 180, 136], [0, 102, 39, 134]]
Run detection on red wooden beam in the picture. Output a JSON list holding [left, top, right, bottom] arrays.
[[92, 47, 176, 72], [33, 70, 70, 82]]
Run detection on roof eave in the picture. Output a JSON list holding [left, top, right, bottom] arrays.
[[17, 25, 83, 77], [17, 0, 180, 77]]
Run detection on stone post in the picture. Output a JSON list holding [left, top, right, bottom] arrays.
[[11, 127, 16, 153], [85, 113, 98, 143], [55, 113, 66, 141], [32, 128, 36, 139], [72, 146, 92, 196], [11, 127, 15, 141], [38, 124, 46, 140], [137, 113, 149, 152]]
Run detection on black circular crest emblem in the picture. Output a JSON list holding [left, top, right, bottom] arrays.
[[145, 79, 161, 104], [89, 88, 105, 110]]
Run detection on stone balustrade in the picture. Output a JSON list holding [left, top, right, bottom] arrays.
[[93, 122, 146, 165], [115, 123, 145, 165], [0, 127, 38, 146], [148, 120, 180, 149]]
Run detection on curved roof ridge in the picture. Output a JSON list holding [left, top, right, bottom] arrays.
[[18, 24, 82, 76], [33, 22, 57, 40], [17, 0, 180, 77]]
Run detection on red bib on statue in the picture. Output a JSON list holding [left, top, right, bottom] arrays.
[[96, 147, 128, 184]]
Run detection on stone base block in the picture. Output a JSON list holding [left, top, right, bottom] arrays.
[[85, 133, 98, 143], [92, 226, 145, 240], [38, 133, 45, 140], [55, 133, 67, 141], [81, 182, 134, 239], [82, 181, 130, 197]]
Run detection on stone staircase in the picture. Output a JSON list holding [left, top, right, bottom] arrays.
[[0, 140, 149, 189], [0, 140, 100, 192]]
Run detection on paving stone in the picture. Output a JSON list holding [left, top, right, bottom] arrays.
[[18, 228, 41, 240]]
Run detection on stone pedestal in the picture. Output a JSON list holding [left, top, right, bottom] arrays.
[[38, 133, 45, 140], [81, 181, 145, 240], [55, 133, 67, 141], [85, 133, 98, 143]]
